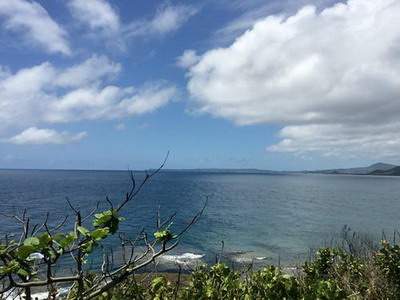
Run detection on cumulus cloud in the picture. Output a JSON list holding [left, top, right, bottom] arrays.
[[68, 0, 120, 34], [124, 3, 198, 38], [268, 123, 400, 159], [45, 83, 176, 123], [7, 127, 87, 145], [176, 50, 200, 69], [215, 0, 340, 43], [0, 0, 70, 55], [0, 55, 176, 132], [186, 0, 400, 159]]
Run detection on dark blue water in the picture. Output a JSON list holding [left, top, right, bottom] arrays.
[[1, 169, 400, 267]]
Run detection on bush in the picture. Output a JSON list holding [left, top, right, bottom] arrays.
[[0, 161, 206, 300], [374, 240, 400, 294], [2, 239, 399, 299], [94, 240, 400, 300]]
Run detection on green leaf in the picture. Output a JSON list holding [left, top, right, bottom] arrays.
[[92, 209, 121, 234], [54, 233, 76, 249], [17, 268, 29, 277], [38, 233, 52, 248], [154, 230, 173, 242], [151, 276, 166, 290], [53, 233, 66, 244], [23, 237, 40, 248], [0, 260, 20, 275], [77, 226, 90, 236], [82, 240, 96, 254], [93, 210, 113, 227], [0, 244, 8, 255], [16, 245, 36, 260], [66, 232, 77, 244], [90, 228, 110, 241]]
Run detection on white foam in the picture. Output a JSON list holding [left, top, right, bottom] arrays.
[[161, 252, 205, 265], [28, 252, 44, 261], [229, 253, 270, 263]]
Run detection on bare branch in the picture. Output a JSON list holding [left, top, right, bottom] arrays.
[[66, 197, 79, 215], [174, 197, 208, 240], [116, 151, 169, 212], [82, 201, 100, 223], [105, 196, 113, 210]]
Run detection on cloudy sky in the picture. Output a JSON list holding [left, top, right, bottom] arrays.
[[0, 0, 399, 170]]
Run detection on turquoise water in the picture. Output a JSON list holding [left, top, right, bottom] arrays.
[[1, 169, 400, 268]]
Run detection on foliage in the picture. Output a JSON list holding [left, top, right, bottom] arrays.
[[0, 202, 180, 300], [3, 219, 400, 300], [374, 240, 400, 294], [82, 239, 400, 300], [0, 156, 206, 300]]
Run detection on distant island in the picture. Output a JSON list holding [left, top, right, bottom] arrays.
[[161, 162, 400, 176], [305, 162, 400, 176]]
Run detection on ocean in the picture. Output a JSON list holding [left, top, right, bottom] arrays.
[[1, 169, 400, 270]]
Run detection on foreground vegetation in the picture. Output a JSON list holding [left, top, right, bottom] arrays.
[[0, 158, 198, 300], [94, 237, 400, 299], [3, 232, 400, 299]]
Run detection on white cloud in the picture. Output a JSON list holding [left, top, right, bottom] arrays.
[[0, 55, 176, 132], [214, 0, 342, 44], [268, 123, 400, 159], [0, 0, 70, 55], [176, 50, 200, 69], [68, 0, 120, 34], [186, 0, 400, 159], [150, 3, 198, 34], [7, 127, 87, 145], [46, 83, 176, 123], [124, 3, 198, 38], [67, 1, 197, 49], [55, 55, 121, 88], [68, 1, 197, 41]]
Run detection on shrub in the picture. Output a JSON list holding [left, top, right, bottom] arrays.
[[0, 158, 206, 300], [374, 240, 400, 294], [244, 266, 300, 299]]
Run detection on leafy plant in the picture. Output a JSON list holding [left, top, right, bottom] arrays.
[[0, 155, 206, 300], [375, 240, 400, 289]]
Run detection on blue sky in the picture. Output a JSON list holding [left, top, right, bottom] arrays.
[[0, 0, 399, 170]]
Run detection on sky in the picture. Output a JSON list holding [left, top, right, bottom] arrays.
[[0, 0, 399, 170]]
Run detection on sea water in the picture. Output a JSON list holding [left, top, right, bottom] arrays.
[[1, 169, 400, 270]]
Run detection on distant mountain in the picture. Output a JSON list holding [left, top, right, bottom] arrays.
[[368, 166, 400, 176], [306, 162, 397, 175], [158, 163, 400, 176]]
